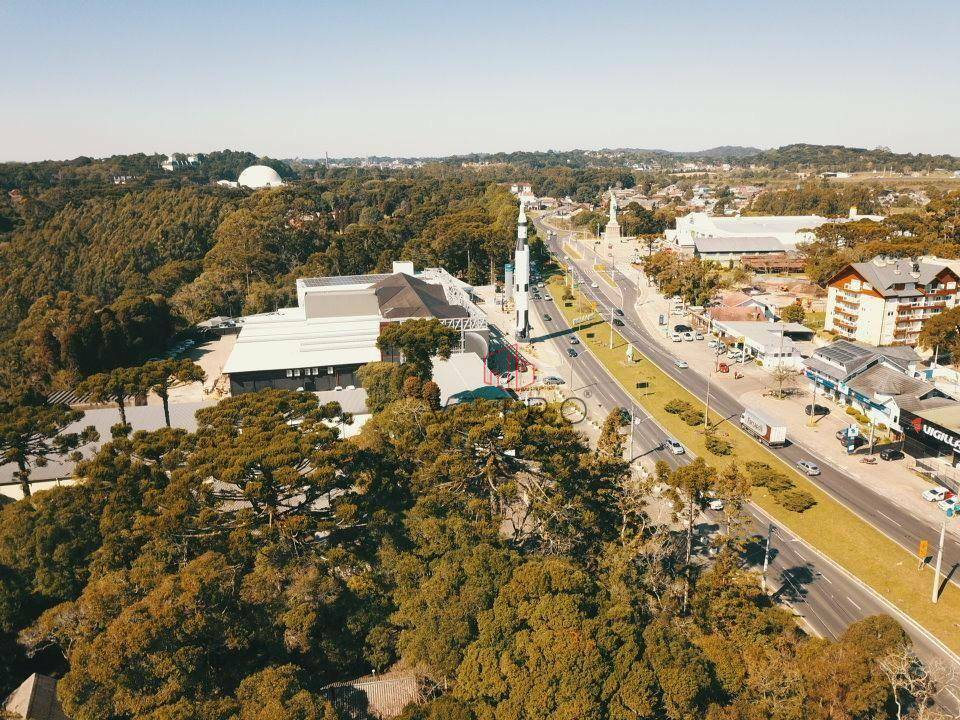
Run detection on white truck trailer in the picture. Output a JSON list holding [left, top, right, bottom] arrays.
[[739, 408, 787, 447]]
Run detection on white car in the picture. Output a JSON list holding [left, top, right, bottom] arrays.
[[682, 332, 695, 342], [939, 497, 959, 514], [923, 486, 954, 502], [796, 460, 821, 476], [541, 376, 565, 385], [665, 439, 685, 455], [694, 332, 704, 340], [543, 294, 552, 301], [591, 282, 599, 288], [671, 332, 683, 342], [673, 359, 689, 369], [707, 339, 719, 348]]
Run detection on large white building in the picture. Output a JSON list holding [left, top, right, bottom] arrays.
[[667, 208, 883, 254], [222, 262, 489, 395]]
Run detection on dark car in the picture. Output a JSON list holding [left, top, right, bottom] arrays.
[[566, 348, 578, 358], [879, 448, 904, 461], [805, 404, 830, 416], [612, 318, 625, 327], [543, 314, 552, 321], [613, 308, 624, 316], [673, 324, 692, 333], [837, 433, 866, 448]]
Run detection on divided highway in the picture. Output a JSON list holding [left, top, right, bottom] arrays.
[[529, 216, 960, 694]]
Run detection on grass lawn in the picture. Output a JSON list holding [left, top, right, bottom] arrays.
[[548, 274, 960, 654], [593, 264, 617, 288], [804, 310, 825, 333]]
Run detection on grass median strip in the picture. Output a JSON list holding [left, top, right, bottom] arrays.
[[549, 275, 960, 654], [593, 264, 618, 289], [562, 243, 582, 260]]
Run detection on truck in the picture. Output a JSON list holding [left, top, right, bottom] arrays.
[[739, 408, 787, 447]]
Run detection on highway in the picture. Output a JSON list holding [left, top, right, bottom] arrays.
[[527, 214, 960, 698]]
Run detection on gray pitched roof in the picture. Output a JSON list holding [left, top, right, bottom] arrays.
[[373, 273, 468, 320], [847, 363, 934, 399], [808, 340, 919, 383], [693, 236, 785, 254], [849, 258, 950, 297]]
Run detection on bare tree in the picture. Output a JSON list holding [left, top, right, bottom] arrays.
[[879, 644, 959, 719], [769, 364, 798, 399]]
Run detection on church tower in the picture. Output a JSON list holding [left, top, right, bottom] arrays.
[[514, 200, 530, 338]]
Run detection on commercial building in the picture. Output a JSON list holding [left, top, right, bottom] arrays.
[[667, 207, 881, 252], [222, 262, 489, 395], [824, 256, 960, 347], [708, 320, 812, 369]]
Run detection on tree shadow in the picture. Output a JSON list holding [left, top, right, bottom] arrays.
[[773, 564, 817, 604]]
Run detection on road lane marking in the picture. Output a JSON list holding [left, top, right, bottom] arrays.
[[877, 510, 903, 527], [847, 596, 862, 610]]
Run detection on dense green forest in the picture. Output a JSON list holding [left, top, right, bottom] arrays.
[[0, 381, 929, 719], [0, 159, 527, 394]]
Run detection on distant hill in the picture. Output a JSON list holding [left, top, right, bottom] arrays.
[[683, 146, 762, 159], [747, 143, 960, 172]]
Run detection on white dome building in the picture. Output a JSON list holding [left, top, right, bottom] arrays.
[[238, 165, 284, 189]]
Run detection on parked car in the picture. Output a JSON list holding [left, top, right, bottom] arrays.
[[694, 332, 704, 340], [673, 359, 689, 369], [805, 404, 830, 416], [796, 460, 821, 476], [674, 324, 692, 333], [879, 448, 904, 461], [665, 439, 685, 455], [613, 318, 624, 327], [923, 486, 954, 502], [566, 348, 578, 358], [682, 331, 695, 342], [543, 294, 552, 301], [569, 336, 580, 344], [707, 339, 720, 348], [705, 491, 724, 511], [542, 376, 565, 385], [671, 332, 683, 342], [939, 497, 958, 514], [727, 350, 746, 361]]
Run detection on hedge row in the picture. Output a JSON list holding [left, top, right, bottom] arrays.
[[745, 461, 817, 513]]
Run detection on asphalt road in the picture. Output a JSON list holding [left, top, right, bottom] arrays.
[[528, 216, 960, 699]]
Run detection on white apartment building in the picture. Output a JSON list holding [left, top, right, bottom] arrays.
[[824, 257, 960, 347]]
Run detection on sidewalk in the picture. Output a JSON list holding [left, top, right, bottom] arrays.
[[629, 269, 953, 531]]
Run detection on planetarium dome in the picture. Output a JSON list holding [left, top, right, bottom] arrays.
[[237, 165, 284, 189]]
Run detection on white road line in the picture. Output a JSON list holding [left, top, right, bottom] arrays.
[[876, 510, 903, 527], [847, 596, 862, 611]]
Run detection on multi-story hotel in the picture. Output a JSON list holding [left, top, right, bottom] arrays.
[[824, 257, 960, 347]]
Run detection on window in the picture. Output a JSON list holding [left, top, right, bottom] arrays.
[[294, 368, 301, 377], [286, 369, 293, 378], [949, 282, 957, 290], [328, 367, 334, 374]]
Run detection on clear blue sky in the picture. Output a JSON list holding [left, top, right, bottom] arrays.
[[3, 0, 959, 161]]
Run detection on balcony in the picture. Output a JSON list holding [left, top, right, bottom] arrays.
[[832, 316, 857, 330]]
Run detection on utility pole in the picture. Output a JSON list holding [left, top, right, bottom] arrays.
[[933, 521, 946, 603], [609, 306, 615, 349], [807, 377, 818, 427], [762, 523, 774, 593]]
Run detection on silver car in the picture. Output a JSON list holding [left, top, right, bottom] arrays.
[[796, 460, 821, 476]]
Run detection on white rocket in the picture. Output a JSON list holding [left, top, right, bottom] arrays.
[[514, 200, 530, 338]]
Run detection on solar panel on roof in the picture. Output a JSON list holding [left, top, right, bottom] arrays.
[[300, 274, 390, 287]]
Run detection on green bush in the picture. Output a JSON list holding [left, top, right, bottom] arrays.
[[777, 489, 817, 513], [845, 406, 858, 417], [705, 433, 733, 455], [681, 408, 703, 426], [746, 462, 794, 492], [665, 399, 692, 415]]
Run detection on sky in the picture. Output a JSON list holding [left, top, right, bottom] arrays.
[[3, 0, 959, 162]]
